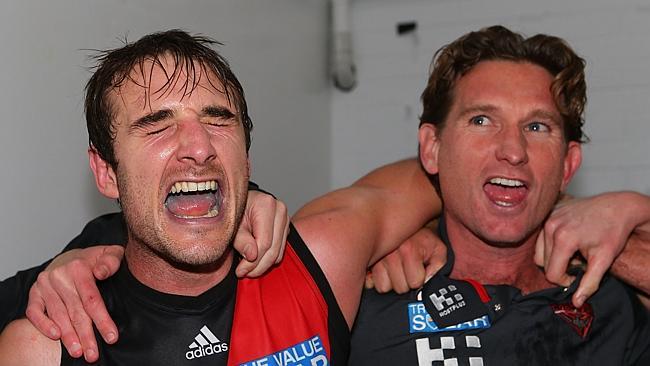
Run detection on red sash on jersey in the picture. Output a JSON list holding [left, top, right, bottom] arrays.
[[228, 244, 332, 366]]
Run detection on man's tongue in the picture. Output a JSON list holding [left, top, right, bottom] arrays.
[[166, 193, 217, 218], [483, 183, 527, 206]]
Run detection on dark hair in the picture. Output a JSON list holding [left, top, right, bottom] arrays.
[[420, 25, 587, 143], [85, 29, 253, 167]]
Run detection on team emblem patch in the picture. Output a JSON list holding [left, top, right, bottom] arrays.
[[551, 303, 594, 338]]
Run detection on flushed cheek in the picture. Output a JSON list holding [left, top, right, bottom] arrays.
[[213, 139, 248, 172], [210, 131, 246, 151], [442, 148, 483, 188], [117, 152, 166, 203], [223, 164, 249, 204], [531, 151, 566, 188]]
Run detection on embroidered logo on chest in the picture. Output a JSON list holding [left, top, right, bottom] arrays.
[[550, 303, 594, 338]]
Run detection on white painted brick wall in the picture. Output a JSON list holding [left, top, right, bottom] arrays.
[[331, 0, 650, 197]]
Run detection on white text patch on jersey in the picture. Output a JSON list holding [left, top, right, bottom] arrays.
[[239, 335, 328, 366], [408, 302, 491, 333]]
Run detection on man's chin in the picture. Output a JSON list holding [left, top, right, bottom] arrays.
[[469, 216, 538, 246], [160, 242, 234, 271], [477, 228, 536, 249]]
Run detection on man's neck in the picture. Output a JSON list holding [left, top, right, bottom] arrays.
[[125, 241, 234, 296], [445, 218, 553, 295]]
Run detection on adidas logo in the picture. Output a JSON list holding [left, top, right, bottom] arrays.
[[185, 325, 229, 360]]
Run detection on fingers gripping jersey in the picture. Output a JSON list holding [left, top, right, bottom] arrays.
[[60, 224, 349, 365]]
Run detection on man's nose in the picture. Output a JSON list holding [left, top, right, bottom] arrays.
[[177, 120, 217, 165], [495, 126, 528, 166]]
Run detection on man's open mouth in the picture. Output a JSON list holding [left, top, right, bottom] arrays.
[[165, 180, 221, 219], [483, 177, 528, 207]]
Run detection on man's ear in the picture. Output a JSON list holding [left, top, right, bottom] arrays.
[[88, 148, 119, 199], [560, 141, 582, 191], [418, 124, 441, 175]]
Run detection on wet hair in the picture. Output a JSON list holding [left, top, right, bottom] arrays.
[[420, 25, 587, 143], [85, 29, 253, 167]]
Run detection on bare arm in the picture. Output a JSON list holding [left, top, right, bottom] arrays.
[[0, 319, 59, 366], [292, 158, 440, 326], [610, 209, 650, 295], [612, 233, 650, 309]]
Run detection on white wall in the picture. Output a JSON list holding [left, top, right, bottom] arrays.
[[331, 0, 650, 199], [0, 0, 331, 279]]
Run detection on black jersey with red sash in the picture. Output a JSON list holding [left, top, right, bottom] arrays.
[[61, 223, 349, 365], [229, 224, 349, 365], [349, 219, 650, 365]]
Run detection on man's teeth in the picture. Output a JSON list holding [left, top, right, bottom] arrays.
[[169, 180, 218, 194], [489, 177, 524, 187]]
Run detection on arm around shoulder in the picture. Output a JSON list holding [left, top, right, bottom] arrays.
[[0, 318, 60, 366], [611, 192, 650, 295], [294, 158, 440, 265], [292, 158, 441, 325]]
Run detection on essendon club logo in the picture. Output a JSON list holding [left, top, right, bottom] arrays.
[[551, 303, 594, 338]]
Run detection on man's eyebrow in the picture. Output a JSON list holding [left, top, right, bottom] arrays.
[[130, 109, 174, 132], [457, 104, 499, 117], [525, 108, 562, 123], [202, 105, 236, 119]]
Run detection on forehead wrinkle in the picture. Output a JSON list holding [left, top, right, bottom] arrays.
[[196, 81, 236, 112], [108, 82, 154, 136], [115, 81, 150, 111], [202, 63, 237, 110]]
